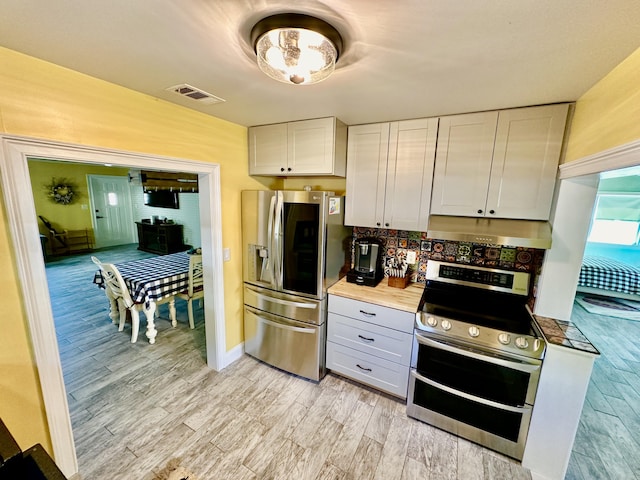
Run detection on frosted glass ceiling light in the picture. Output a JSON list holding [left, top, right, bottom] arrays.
[[251, 13, 343, 85]]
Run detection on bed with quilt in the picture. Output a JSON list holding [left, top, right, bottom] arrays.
[[577, 255, 640, 301]]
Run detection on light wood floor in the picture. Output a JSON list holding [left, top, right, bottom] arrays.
[[47, 245, 537, 479], [565, 298, 640, 480]]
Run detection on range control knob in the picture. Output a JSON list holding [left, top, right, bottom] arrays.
[[515, 337, 529, 349], [533, 339, 542, 351], [498, 333, 511, 345], [441, 320, 452, 331], [426, 316, 438, 327], [468, 326, 480, 338]]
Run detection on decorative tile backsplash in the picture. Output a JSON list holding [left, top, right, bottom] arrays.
[[352, 227, 545, 284]]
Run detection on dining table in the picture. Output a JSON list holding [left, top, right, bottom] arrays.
[[93, 251, 191, 344]]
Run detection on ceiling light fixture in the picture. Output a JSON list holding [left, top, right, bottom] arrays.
[[250, 13, 343, 85]]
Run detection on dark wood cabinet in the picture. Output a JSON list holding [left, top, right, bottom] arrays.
[[136, 222, 184, 254]]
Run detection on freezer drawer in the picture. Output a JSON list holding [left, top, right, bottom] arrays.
[[243, 305, 326, 381], [244, 284, 325, 325]]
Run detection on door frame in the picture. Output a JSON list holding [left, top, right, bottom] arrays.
[[534, 138, 640, 320], [0, 134, 227, 477], [87, 174, 137, 248]]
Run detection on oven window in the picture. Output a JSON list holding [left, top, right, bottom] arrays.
[[416, 343, 531, 406], [413, 380, 523, 442]]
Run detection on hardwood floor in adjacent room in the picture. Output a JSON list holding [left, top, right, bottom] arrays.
[[566, 301, 640, 480], [47, 245, 534, 480]]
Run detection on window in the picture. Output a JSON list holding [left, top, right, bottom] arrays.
[[588, 194, 640, 245]]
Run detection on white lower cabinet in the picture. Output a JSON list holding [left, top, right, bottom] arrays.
[[326, 342, 410, 397], [327, 295, 414, 398]]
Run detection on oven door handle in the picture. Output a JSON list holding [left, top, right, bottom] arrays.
[[411, 370, 531, 413], [415, 333, 541, 373]]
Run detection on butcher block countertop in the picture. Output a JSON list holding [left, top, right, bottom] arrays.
[[328, 277, 424, 313]]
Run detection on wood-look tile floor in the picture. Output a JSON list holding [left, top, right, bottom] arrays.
[[565, 299, 640, 480], [47, 246, 540, 479]]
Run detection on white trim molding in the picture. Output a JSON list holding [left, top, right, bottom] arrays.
[[559, 138, 640, 179], [224, 341, 245, 367], [0, 134, 227, 478]]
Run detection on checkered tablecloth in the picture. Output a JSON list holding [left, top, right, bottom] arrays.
[[94, 251, 190, 306], [578, 255, 640, 295]]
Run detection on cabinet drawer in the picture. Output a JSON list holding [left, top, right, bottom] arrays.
[[327, 313, 413, 365], [326, 342, 410, 398], [328, 295, 415, 333]]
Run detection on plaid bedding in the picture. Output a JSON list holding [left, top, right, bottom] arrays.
[[578, 255, 640, 296], [94, 251, 190, 306]]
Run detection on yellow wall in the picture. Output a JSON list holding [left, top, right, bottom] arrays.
[[28, 161, 129, 237], [0, 46, 270, 457], [564, 45, 640, 162]]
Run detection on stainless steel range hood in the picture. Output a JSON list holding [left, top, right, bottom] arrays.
[[427, 215, 552, 249]]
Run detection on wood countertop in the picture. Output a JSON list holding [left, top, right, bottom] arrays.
[[328, 277, 424, 313]]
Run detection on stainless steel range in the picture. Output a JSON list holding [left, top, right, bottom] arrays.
[[407, 260, 545, 460]]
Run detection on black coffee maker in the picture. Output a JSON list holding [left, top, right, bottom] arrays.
[[347, 238, 384, 287]]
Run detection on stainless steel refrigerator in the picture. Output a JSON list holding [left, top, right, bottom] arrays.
[[242, 190, 351, 381]]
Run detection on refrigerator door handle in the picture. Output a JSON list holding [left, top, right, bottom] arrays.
[[245, 286, 318, 309], [246, 306, 317, 334], [273, 191, 284, 289]]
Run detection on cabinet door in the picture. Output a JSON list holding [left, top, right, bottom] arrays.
[[431, 111, 499, 217], [383, 118, 439, 231], [248, 123, 288, 175], [287, 117, 336, 175], [487, 104, 569, 220], [345, 123, 390, 227]]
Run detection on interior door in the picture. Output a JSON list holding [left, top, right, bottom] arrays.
[[88, 175, 136, 248]]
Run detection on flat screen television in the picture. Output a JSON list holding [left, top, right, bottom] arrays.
[[143, 190, 179, 209]]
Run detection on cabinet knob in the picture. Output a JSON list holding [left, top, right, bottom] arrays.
[[489, 209, 495, 214], [385, 223, 390, 227], [287, 167, 292, 172], [280, 167, 285, 172], [477, 209, 483, 214], [376, 222, 381, 226]]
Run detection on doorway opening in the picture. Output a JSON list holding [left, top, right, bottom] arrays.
[[0, 135, 227, 477]]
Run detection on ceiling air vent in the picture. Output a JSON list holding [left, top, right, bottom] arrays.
[[166, 84, 225, 105]]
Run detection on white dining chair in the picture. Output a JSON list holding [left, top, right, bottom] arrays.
[[176, 253, 204, 329], [92, 256, 173, 343], [92, 255, 121, 326]]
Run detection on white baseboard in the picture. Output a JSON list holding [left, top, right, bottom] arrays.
[[222, 342, 244, 369]]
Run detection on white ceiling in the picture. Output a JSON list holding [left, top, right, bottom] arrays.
[[1, 1, 639, 127]]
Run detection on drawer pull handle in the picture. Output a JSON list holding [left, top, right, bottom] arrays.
[[359, 310, 376, 317], [358, 335, 375, 342], [356, 364, 372, 372]]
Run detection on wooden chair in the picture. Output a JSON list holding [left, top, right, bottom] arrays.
[[176, 254, 204, 329]]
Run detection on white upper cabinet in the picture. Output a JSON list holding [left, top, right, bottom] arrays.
[[345, 118, 439, 230], [345, 123, 390, 228], [248, 123, 287, 175], [431, 103, 569, 220], [248, 117, 347, 176], [430, 111, 499, 218]]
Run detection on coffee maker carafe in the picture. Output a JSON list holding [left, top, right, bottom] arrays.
[[347, 238, 384, 287]]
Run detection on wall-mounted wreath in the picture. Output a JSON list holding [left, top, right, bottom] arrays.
[[45, 177, 78, 205]]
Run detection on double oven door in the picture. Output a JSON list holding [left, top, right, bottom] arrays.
[[407, 331, 542, 460]]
